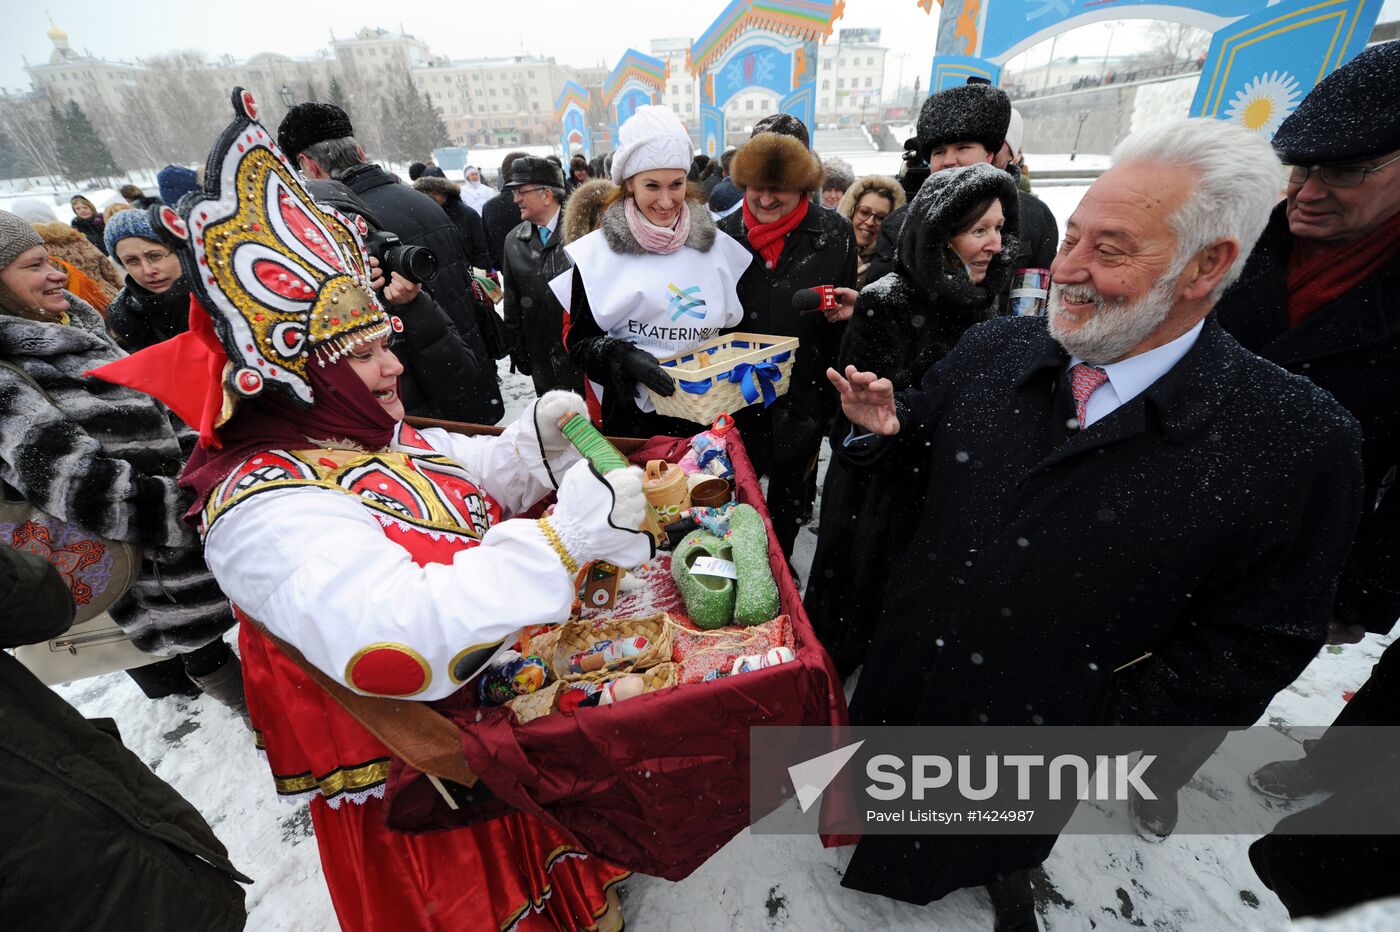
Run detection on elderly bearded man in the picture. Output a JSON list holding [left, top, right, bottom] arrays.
[[826, 118, 1364, 930]]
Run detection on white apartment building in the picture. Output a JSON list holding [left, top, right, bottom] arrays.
[[414, 56, 573, 148], [25, 22, 144, 116], [331, 27, 431, 77], [650, 38, 698, 128], [815, 29, 887, 127]]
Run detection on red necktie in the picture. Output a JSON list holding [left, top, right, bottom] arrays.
[[1070, 363, 1108, 428]]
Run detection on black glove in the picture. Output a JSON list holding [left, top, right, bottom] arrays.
[[611, 342, 675, 397]]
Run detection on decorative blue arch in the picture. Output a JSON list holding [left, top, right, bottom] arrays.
[[689, 0, 843, 155], [555, 81, 592, 160], [920, 0, 1382, 140]]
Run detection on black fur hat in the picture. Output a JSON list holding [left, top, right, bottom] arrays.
[[276, 102, 354, 163], [752, 113, 811, 149], [731, 131, 823, 193], [906, 84, 1012, 159], [898, 162, 1020, 304]]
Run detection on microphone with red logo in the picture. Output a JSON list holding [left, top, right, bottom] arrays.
[[791, 285, 840, 314]]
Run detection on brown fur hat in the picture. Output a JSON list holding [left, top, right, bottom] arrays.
[[31, 221, 122, 295], [562, 179, 618, 245], [730, 132, 823, 194], [411, 176, 462, 203]]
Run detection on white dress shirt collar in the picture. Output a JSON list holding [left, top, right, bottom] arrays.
[[1069, 319, 1205, 427]]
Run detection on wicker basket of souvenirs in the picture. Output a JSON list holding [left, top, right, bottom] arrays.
[[537, 612, 674, 683], [647, 332, 799, 424]]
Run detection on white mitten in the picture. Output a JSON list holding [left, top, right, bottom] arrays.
[[543, 461, 653, 570], [533, 391, 590, 458]]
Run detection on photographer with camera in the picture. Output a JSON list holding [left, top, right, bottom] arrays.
[[278, 103, 505, 424]]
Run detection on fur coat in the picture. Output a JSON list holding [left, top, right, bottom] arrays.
[[0, 294, 234, 654]]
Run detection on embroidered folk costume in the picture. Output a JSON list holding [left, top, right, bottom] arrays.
[[91, 89, 645, 932]]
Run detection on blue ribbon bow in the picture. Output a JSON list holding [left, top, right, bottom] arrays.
[[727, 361, 783, 407]]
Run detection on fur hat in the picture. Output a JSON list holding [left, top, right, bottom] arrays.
[[103, 207, 159, 258], [504, 156, 565, 191], [836, 175, 906, 221], [821, 158, 855, 193], [412, 176, 461, 202], [157, 164, 199, 207], [0, 209, 44, 270], [408, 162, 426, 181], [751, 113, 810, 148], [562, 179, 618, 245], [907, 84, 1012, 158], [276, 102, 354, 163], [611, 105, 694, 185], [898, 163, 1020, 303], [1272, 41, 1400, 164], [9, 198, 58, 224], [731, 132, 823, 193]]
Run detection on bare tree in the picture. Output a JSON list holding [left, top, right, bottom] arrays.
[[0, 91, 64, 184], [1145, 21, 1212, 67], [140, 51, 235, 164]]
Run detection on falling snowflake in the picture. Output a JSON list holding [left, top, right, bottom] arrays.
[[1224, 70, 1302, 136]]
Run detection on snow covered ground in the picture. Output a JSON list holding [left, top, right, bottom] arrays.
[[37, 169, 1399, 931]]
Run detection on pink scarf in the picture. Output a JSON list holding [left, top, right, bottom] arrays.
[[624, 197, 691, 255]]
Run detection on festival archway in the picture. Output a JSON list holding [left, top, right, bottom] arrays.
[[556, 81, 593, 160], [688, 0, 847, 156], [601, 49, 669, 147], [920, 0, 1383, 137]]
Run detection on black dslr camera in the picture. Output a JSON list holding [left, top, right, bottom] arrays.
[[364, 230, 438, 285]]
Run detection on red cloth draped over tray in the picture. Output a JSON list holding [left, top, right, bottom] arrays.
[[381, 428, 850, 881]]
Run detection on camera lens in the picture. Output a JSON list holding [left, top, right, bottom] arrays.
[[395, 244, 438, 284]]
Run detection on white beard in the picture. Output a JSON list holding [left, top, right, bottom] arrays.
[[1046, 272, 1178, 365]]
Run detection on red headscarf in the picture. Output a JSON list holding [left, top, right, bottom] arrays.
[[89, 296, 396, 521], [178, 357, 396, 520]]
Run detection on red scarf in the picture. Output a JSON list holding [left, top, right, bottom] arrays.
[[1286, 209, 1400, 327], [743, 196, 808, 269]]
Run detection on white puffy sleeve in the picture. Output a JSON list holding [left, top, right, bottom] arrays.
[[204, 484, 575, 701], [406, 396, 582, 516]]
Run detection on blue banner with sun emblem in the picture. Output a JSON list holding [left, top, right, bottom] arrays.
[[1190, 0, 1384, 139]]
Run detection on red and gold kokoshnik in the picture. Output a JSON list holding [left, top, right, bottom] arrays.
[[155, 87, 390, 413]]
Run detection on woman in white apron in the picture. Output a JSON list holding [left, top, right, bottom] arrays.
[[555, 105, 753, 437]]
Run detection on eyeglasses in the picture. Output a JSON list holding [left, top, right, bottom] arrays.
[[1286, 153, 1400, 188], [512, 186, 548, 197], [118, 248, 175, 270], [852, 207, 890, 225]]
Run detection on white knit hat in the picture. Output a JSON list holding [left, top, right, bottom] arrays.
[[610, 105, 693, 185], [1005, 107, 1025, 157]]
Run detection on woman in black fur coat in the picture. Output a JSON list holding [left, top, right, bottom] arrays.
[[805, 163, 1020, 678], [0, 210, 245, 712]]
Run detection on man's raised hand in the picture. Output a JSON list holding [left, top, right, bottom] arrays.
[[826, 365, 900, 436]]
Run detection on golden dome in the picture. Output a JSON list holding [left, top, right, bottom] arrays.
[[47, 19, 68, 42]]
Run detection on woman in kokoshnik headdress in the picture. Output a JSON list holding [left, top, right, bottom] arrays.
[[91, 89, 651, 932]]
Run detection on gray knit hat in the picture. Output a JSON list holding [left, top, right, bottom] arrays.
[[0, 210, 45, 271]]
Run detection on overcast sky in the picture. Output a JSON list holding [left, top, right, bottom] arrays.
[[4, 0, 1396, 99]]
